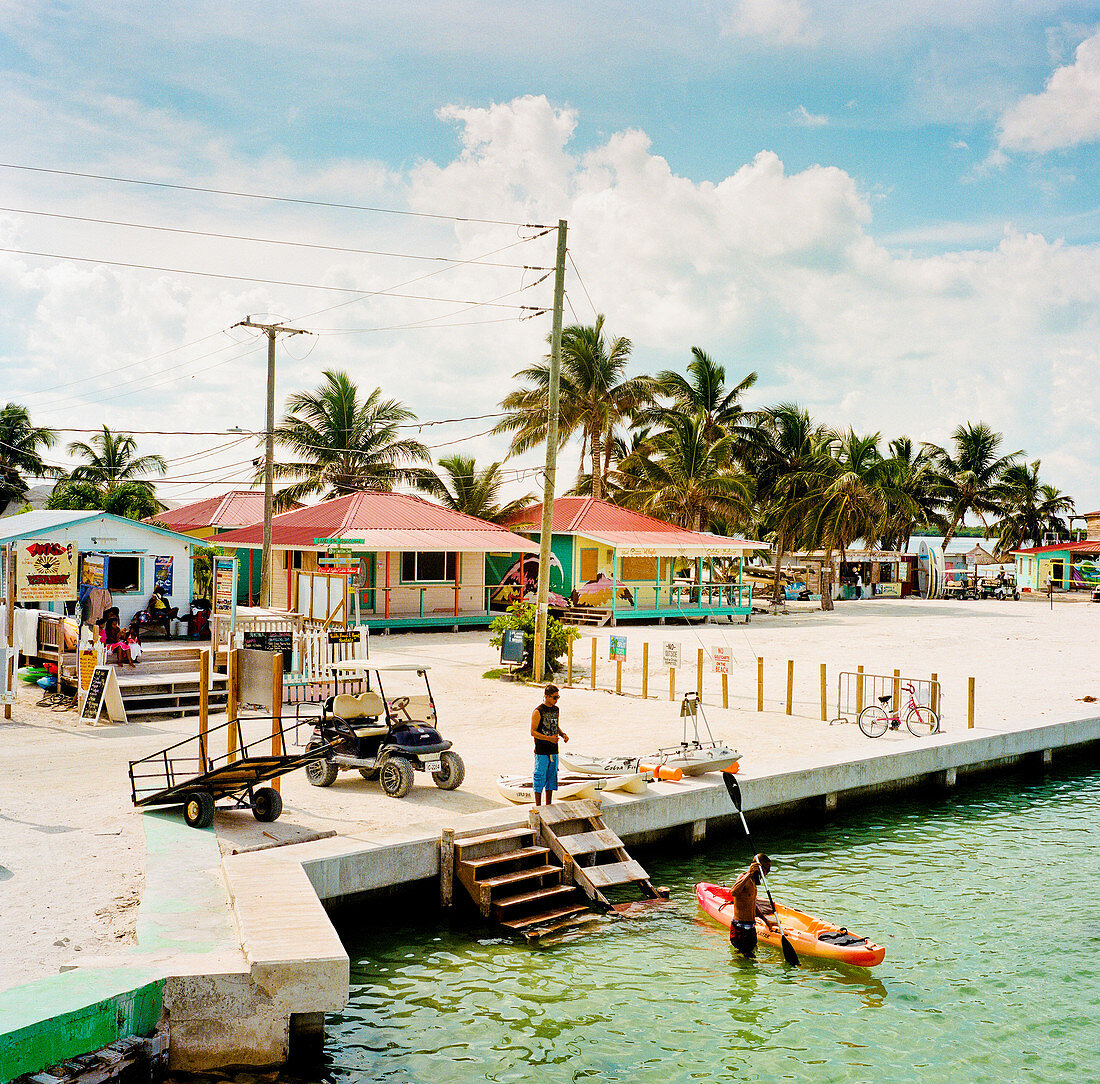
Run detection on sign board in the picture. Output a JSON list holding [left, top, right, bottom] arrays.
[[609, 635, 627, 661], [0, 646, 14, 705], [239, 648, 278, 710], [17, 540, 78, 603], [213, 556, 237, 633], [81, 553, 106, 589], [313, 537, 365, 548], [680, 694, 699, 718], [500, 628, 526, 666], [876, 582, 902, 597], [243, 630, 294, 672], [79, 648, 98, 691], [327, 628, 360, 644], [79, 666, 127, 724], [662, 641, 681, 669], [712, 648, 732, 675], [153, 556, 173, 594]]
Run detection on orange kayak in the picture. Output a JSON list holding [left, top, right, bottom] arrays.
[[695, 882, 886, 967]]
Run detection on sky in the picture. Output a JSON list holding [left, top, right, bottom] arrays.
[[1, 0, 1099, 512]]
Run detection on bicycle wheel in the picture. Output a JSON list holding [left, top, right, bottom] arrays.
[[858, 705, 890, 738], [906, 705, 939, 736]]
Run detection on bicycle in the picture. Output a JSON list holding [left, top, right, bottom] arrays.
[[857, 683, 940, 737]]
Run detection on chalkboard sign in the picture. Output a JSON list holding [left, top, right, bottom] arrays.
[[328, 628, 359, 644], [500, 629, 526, 666], [242, 630, 294, 672], [79, 666, 126, 724]]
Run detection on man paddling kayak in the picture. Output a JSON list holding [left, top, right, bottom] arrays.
[[727, 853, 778, 957]]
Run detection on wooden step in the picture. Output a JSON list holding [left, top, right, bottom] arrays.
[[493, 884, 578, 913], [584, 859, 649, 888], [526, 912, 604, 943], [556, 828, 622, 857], [499, 903, 592, 932], [478, 863, 560, 891], [454, 827, 534, 852], [535, 800, 601, 826], [461, 845, 550, 872]]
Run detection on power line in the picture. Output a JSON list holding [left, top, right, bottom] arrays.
[[0, 204, 553, 270], [567, 252, 600, 319], [0, 162, 552, 228]]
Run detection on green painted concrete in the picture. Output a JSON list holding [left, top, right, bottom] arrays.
[[0, 969, 162, 1083]]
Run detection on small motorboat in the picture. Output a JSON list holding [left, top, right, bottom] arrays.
[[638, 693, 741, 776], [496, 772, 648, 805], [695, 882, 886, 967]]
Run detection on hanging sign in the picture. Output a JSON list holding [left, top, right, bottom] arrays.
[[662, 641, 681, 669], [327, 628, 359, 644], [81, 553, 106, 589], [609, 635, 627, 661], [712, 648, 732, 674], [153, 556, 174, 594], [243, 629, 293, 671], [16, 540, 78, 602], [79, 666, 127, 724]]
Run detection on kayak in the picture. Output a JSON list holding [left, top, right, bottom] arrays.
[[496, 772, 649, 804], [695, 882, 886, 967], [639, 743, 740, 776], [560, 752, 685, 781]]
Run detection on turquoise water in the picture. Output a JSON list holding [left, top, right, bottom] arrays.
[[321, 763, 1100, 1083]]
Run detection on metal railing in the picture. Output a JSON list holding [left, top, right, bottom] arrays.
[[832, 671, 942, 725]]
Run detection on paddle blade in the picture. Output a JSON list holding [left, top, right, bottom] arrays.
[[723, 772, 743, 811], [780, 935, 800, 967]]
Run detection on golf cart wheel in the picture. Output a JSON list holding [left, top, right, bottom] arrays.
[[251, 786, 283, 822], [359, 767, 379, 781], [432, 751, 465, 791], [183, 791, 215, 829], [379, 758, 415, 798], [305, 744, 339, 788]]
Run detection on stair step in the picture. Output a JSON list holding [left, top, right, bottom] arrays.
[[478, 864, 560, 890], [461, 845, 550, 872], [535, 800, 601, 826], [494, 884, 578, 912], [582, 859, 649, 888], [557, 828, 622, 857], [526, 913, 604, 942], [454, 827, 534, 852], [499, 903, 591, 932]]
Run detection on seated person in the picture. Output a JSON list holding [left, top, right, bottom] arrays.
[[184, 597, 212, 640], [137, 589, 178, 639], [99, 610, 134, 666]]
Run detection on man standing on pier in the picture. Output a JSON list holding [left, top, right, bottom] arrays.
[[531, 683, 569, 806]]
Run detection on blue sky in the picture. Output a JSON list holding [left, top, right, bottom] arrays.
[[1, 1, 1099, 510]]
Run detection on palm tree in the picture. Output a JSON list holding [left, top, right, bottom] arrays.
[[494, 315, 656, 500], [0, 403, 59, 514], [270, 370, 429, 506], [879, 437, 943, 552], [621, 412, 753, 532], [991, 460, 1075, 558], [747, 403, 833, 604], [46, 478, 163, 519], [927, 422, 1022, 550], [417, 455, 533, 523], [649, 348, 758, 448], [67, 426, 167, 487]]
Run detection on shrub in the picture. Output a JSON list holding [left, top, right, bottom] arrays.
[[489, 603, 580, 678]]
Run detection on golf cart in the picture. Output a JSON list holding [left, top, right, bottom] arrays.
[[303, 655, 464, 799]]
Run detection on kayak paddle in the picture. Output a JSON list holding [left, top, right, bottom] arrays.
[[722, 773, 800, 967]]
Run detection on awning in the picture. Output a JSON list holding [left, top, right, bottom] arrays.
[[579, 531, 768, 558], [226, 528, 539, 554]]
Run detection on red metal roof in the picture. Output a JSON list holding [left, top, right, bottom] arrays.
[[213, 491, 539, 553], [501, 498, 764, 554], [1012, 540, 1100, 556], [151, 490, 295, 533]]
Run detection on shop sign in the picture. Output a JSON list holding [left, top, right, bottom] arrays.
[[16, 540, 77, 602], [154, 556, 173, 594], [609, 635, 627, 661], [213, 556, 238, 633]]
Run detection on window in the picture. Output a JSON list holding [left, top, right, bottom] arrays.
[[106, 555, 141, 594], [580, 548, 598, 581], [401, 551, 457, 583], [621, 556, 658, 580]]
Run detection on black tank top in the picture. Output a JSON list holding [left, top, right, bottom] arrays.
[[533, 703, 559, 755]]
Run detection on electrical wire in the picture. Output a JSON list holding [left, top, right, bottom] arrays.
[[0, 162, 553, 229], [567, 252, 600, 320]]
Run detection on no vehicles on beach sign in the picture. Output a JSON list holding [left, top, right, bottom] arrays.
[[712, 648, 732, 674]]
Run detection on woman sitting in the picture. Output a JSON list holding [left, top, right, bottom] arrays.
[[99, 610, 135, 666]]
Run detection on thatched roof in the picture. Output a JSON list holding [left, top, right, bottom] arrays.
[[963, 544, 999, 565]]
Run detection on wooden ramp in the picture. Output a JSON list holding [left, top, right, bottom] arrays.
[[532, 799, 667, 908]]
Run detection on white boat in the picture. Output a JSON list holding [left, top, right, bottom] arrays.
[[628, 693, 742, 777], [560, 752, 686, 781], [495, 772, 648, 805]]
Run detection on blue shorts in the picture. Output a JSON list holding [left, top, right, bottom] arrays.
[[533, 753, 558, 793]]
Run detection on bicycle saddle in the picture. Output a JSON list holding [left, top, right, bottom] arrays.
[[877, 695, 892, 704]]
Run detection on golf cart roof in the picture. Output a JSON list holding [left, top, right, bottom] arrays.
[[363, 652, 431, 673]]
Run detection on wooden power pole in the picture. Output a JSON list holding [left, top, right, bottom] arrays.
[[533, 220, 568, 684], [233, 318, 310, 608]]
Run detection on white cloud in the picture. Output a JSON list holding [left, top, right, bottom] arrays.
[[998, 30, 1100, 152], [723, 0, 819, 47], [792, 105, 829, 127]]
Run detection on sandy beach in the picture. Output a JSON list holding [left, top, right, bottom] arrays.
[[2, 595, 1098, 995]]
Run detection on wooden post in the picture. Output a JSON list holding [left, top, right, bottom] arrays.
[[567, 638, 573, 685], [669, 665, 675, 702], [4, 544, 13, 721], [199, 649, 210, 746], [931, 672, 939, 715], [615, 658, 622, 695], [785, 659, 794, 715], [820, 663, 827, 722], [968, 676, 975, 729], [892, 668, 901, 712], [757, 656, 764, 711], [856, 665, 864, 713], [722, 672, 729, 709], [271, 652, 284, 793], [590, 637, 597, 691], [440, 828, 454, 907], [696, 648, 704, 702], [642, 642, 649, 699], [227, 648, 239, 763]]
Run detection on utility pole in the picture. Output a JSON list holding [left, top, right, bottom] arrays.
[[233, 318, 310, 608], [533, 220, 568, 684]]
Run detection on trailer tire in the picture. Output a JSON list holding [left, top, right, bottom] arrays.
[[305, 745, 339, 788], [432, 751, 465, 791], [184, 791, 215, 829], [380, 757, 415, 798], [251, 787, 283, 822]]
